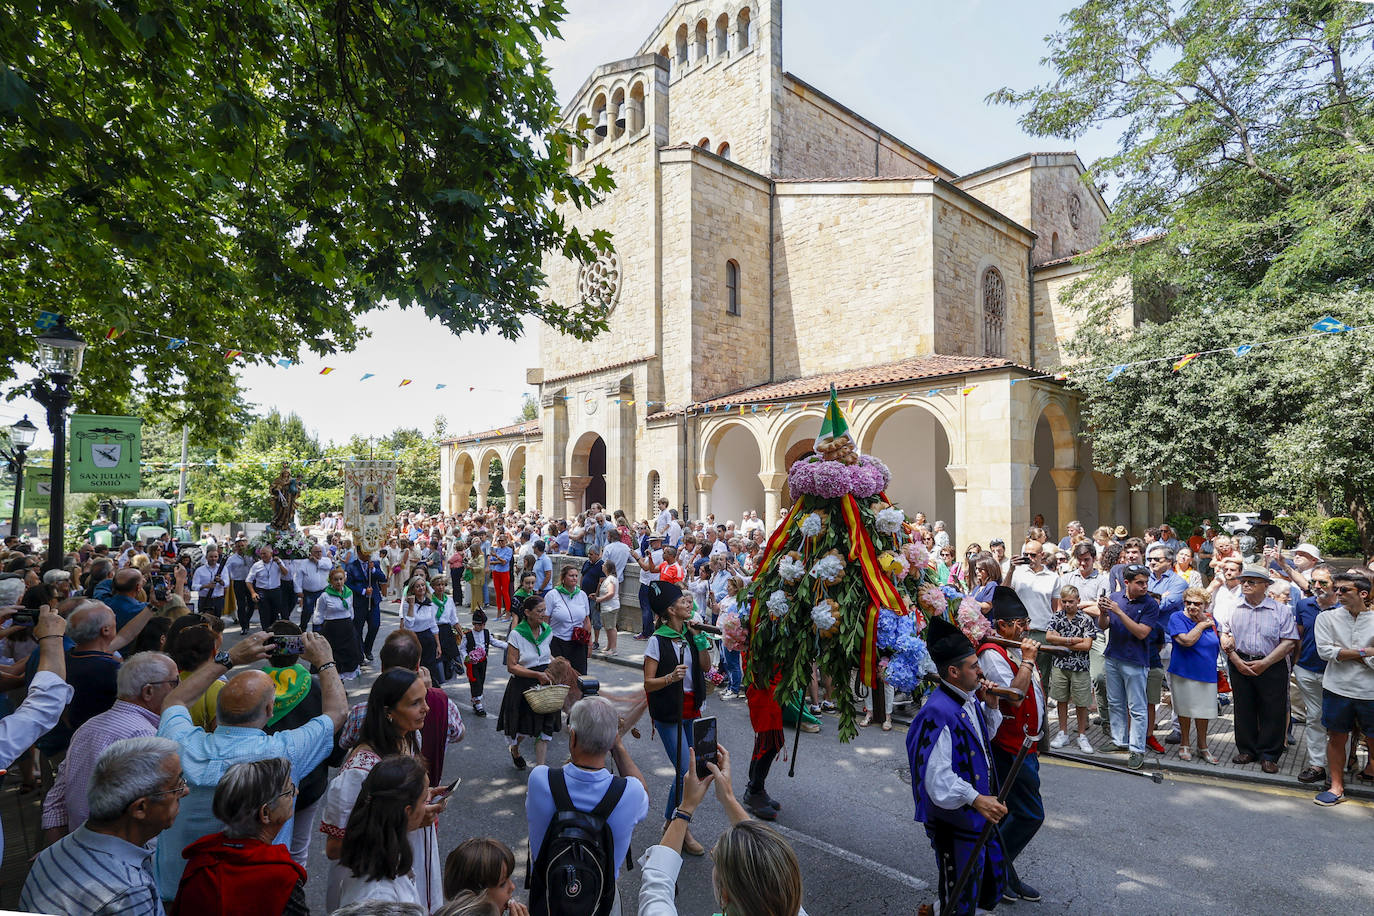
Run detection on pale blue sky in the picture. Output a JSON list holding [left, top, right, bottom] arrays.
[[7, 0, 1117, 449]]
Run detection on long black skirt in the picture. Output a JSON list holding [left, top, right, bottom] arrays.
[[497, 665, 561, 741], [321, 616, 362, 675]]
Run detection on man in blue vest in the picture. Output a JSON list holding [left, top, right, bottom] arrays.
[[908, 616, 1009, 915]]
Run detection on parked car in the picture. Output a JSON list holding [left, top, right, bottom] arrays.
[[1219, 512, 1259, 535]]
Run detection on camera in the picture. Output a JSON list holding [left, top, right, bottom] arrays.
[[150, 575, 168, 602], [11, 610, 36, 628], [577, 676, 600, 697]]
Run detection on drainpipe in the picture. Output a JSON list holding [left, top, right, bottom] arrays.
[[680, 409, 691, 522], [1027, 247, 1036, 366], [769, 180, 776, 382]]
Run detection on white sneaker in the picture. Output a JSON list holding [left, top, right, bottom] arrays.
[[719, 690, 737, 700], [1076, 733, 1095, 754], [1049, 732, 1071, 749]]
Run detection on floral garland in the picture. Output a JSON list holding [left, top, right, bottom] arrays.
[[787, 454, 892, 500], [249, 525, 314, 560], [875, 607, 935, 692]]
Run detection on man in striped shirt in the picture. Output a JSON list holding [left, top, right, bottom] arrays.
[[22, 736, 185, 916]]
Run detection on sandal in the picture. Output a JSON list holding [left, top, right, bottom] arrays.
[[1177, 747, 1192, 762], [1199, 748, 1219, 765], [858, 711, 873, 728], [882, 717, 893, 732], [510, 747, 527, 771]]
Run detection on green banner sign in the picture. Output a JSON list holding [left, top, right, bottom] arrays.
[[23, 467, 52, 511], [69, 415, 143, 494]]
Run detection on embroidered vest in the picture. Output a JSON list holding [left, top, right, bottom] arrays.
[[907, 684, 996, 833], [977, 642, 1041, 755]]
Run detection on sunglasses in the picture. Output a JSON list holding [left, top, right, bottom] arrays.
[[1183, 601, 1207, 608], [1333, 585, 1360, 595]]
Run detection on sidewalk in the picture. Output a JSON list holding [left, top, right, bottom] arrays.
[[586, 634, 1373, 799]]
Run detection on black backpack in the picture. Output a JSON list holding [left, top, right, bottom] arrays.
[[528, 768, 626, 916]]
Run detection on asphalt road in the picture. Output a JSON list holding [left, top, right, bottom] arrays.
[[283, 613, 1374, 915]]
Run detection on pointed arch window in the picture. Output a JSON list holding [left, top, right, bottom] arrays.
[[982, 267, 1005, 356]]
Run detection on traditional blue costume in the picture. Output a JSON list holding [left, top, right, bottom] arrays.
[[908, 618, 1007, 915]]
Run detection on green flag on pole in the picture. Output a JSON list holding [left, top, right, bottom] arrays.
[[814, 385, 852, 450], [69, 415, 143, 494]]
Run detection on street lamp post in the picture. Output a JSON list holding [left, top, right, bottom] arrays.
[[31, 317, 86, 571], [2, 415, 38, 538]]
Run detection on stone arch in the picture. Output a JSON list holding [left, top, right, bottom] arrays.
[[675, 23, 689, 64], [717, 141, 731, 161], [981, 264, 1006, 357], [647, 470, 662, 512], [736, 7, 751, 50], [714, 13, 729, 55], [591, 92, 608, 143], [694, 19, 708, 61], [700, 419, 764, 526], [697, 136, 710, 149], [628, 81, 646, 134], [1051, 231, 1061, 259], [476, 447, 502, 509], [1027, 394, 1080, 537], [452, 451, 476, 512], [505, 444, 528, 512], [858, 403, 959, 542], [569, 430, 608, 511], [765, 408, 826, 478], [610, 86, 626, 140]]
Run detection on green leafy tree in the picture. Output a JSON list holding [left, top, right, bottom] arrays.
[[995, 0, 1374, 548], [516, 394, 538, 423], [1, 0, 614, 442]]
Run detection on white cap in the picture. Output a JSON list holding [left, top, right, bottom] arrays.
[[1293, 543, 1323, 562]]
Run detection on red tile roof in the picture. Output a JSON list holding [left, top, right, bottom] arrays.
[[646, 354, 1035, 418], [539, 355, 655, 386], [443, 420, 540, 445]]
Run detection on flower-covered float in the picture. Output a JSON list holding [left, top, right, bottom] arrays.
[[744, 386, 944, 741]]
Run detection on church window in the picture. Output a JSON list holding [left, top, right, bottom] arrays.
[[1051, 232, 1060, 258], [648, 471, 662, 509], [629, 82, 646, 134], [610, 87, 626, 140], [715, 14, 729, 56], [982, 267, 1005, 356], [676, 25, 689, 65], [737, 8, 751, 50], [659, 45, 669, 64], [717, 142, 731, 161], [695, 20, 708, 62], [697, 137, 710, 149], [726, 260, 740, 315]]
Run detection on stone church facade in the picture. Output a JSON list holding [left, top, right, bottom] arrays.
[[440, 0, 1172, 544]]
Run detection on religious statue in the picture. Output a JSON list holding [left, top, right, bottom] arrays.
[[270, 463, 303, 530]]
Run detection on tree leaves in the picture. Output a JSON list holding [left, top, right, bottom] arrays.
[[1, 0, 614, 442]]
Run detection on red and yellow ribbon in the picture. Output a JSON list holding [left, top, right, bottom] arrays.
[[839, 494, 904, 688]]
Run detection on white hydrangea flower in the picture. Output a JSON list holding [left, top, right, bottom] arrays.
[[875, 506, 906, 534], [809, 553, 846, 582], [800, 512, 823, 537], [811, 602, 837, 631], [778, 555, 805, 583], [767, 590, 790, 619]]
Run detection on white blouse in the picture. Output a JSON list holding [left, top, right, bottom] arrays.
[[313, 591, 353, 624], [402, 598, 439, 634], [507, 627, 553, 668], [544, 588, 589, 640]]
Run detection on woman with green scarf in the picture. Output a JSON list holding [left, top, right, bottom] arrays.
[[642, 580, 713, 856], [312, 566, 363, 679], [497, 594, 559, 771], [263, 621, 329, 866], [546, 564, 591, 675]]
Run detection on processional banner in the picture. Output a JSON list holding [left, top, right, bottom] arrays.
[[343, 460, 397, 554]]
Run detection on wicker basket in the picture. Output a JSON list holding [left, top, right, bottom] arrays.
[[523, 684, 570, 714]]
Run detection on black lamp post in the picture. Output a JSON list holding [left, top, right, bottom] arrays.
[[2, 415, 38, 538], [31, 317, 86, 571]]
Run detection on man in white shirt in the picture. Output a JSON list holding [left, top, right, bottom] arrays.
[[190, 545, 228, 617], [653, 498, 672, 537], [663, 510, 684, 548], [246, 546, 292, 630], [1004, 540, 1059, 689], [294, 543, 333, 626], [223, 537, 255, 634], [1313, 570, 1374, 806], [602, 529, 632, 586]]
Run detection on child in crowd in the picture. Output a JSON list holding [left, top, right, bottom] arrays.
[[432, 574, 463, 682], [463, 610, 504, 718], [1046, 584, 1098, 754]]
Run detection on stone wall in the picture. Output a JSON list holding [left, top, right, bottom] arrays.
[[1032, 264, 1132, 369], [778, 77, 945, 180], [931, 192, 1034, 365], [771, 182, 936, 377], [1029, 164, 1106, 264]]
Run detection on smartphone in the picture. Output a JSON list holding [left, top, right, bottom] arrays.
[[692, 716, 718, 779], [436, 776, 461, 797], [1012, 554, 1029, 566], [269, 634, 305, 654], [1264, 537, 1276, 549]]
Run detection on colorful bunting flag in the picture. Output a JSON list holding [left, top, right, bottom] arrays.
[[1054, 372, 1069, 381], [276, 358, 293, 369], [961, 386, 975, 396], [1313, 316, 1352, 334], [167, 338, 187, 351], [398, 379, 413, 387], [435, 383, 447, 390], [927, 389, 939, 397], [320, 368, 335, 375], [1107, 364, 1127, 381], [1172, 353, 1199, 372], [359, 372, 374, 381], [1235, 344, 1253, 357], [224, 349, 242, 360], [34, 311, 59, 331], [105, 327, 122, 340]]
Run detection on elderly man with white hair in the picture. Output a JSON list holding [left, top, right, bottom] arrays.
[[525, 696, 650, 914], [43, 652, 181, 843], [22, 735, 185, 916]]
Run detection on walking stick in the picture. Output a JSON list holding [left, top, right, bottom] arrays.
[[940, 725, 1040, 916]]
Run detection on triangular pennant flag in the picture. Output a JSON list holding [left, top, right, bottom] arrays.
[[359, 372, 374, 380], [1172, 353, 1199, 372], [224, 349, 243, 360], [435, 383, 447, 390], [927, 389, 940, 397], [895, 394, 907, 403], [34, 311, 58, 331], [1312, 316, 1352, 334], [276, 358, 293, 369], [167, 338, 187, 351], [105, 327, 122, 340], [1009, 379, 1019, 387], [1107, 364, 1127, 381], [1235, 344, 1253, 357], [814, 385, 853, 450], [738, 404, 745, 415], [1054, 372, 1069, 381], [960, 386, 976, 396], [320, 367, 335, 375], [398, 379, 413, 387]]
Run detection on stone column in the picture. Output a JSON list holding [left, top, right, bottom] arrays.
[[1148, 487, 1165, 527], [561, 476, 591, 519], [1092, 472, 1118, 529], [758, 472, 787, 531], [1049, 468, 1084, 538], [1130, 487, 1150, 533], [696, 474, 716, 521], [944, 465, 968, 546], [502, 477, 520, 512], [475, 474, 490, 510]]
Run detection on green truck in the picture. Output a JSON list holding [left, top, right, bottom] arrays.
[[88, 499, 193, 546]]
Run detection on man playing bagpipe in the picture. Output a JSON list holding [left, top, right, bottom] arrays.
[[907, 617, 1009, 915]]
